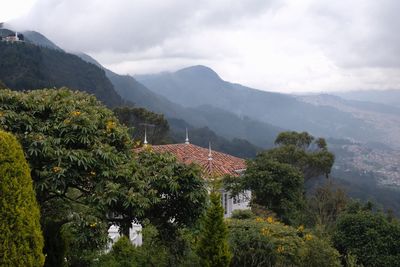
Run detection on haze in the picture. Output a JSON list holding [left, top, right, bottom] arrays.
[[2, 0, 400, 93]]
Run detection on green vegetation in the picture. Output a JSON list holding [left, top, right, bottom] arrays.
[[0, 130, 45, 267], [0, 88, 207, 267], [1, 84, 399, 267], [333, 203, 400, 266], [196, 191, 232, 267], [227, 216, 340, 267]]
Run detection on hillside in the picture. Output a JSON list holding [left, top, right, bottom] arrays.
[[0, 41, 122, 107], [334, 89, 400, 107], [136, 66, 382, 143], [78, 54, 281, 148]]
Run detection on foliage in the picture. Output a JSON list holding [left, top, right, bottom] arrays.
[[0, 130, 45, 266], [306, 181, 349, 231], [333, 208, 400, 266], [102, 148, 208, 238], [62, 211, 110, 267], [227, 217, 340, 267], [114, 106, 170, 145], [0, 88, 133, 265], [269, 131, 335, 180], [230, 209, 255, 220], [226, 155, 304, 224], [196, 191, 232, 267]]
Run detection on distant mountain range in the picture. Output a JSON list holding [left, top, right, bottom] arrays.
[[1, 27, 400, 214], [136, 66, 383, 144]]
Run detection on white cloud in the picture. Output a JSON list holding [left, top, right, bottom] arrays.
[[6, 0, 400, 92]]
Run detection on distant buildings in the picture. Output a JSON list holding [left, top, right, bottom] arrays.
[[0, 31, 24, 42]]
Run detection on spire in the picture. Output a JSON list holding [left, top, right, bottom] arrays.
[[208, 142, 213, 177], [208, 142, 213, 161], [143, 127, 148, 146], [185, 128, 190, 144]]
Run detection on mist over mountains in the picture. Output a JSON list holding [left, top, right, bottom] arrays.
[[1, 28, 400, 213]]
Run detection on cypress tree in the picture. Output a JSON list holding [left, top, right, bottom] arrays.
[[0, 130, 45, 266], [196, 191, 232, 267]]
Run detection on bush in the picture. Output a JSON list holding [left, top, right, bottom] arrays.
[[0, 130, 45, 266], [230, 209, 255, 220], [227, 217, 340, 267], [333, 210, 400, 266]]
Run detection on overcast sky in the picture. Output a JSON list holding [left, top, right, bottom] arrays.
[[2, 0, 400, 93]]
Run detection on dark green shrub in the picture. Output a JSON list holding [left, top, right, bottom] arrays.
[[196, 191, 232, 267], [230, 209, 255, 220], [0, 130, 45, 266]]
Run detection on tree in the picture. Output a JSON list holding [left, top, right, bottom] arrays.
[[333, 209, 400, 266], [268, 131, 335, 180], [307, 181, 349, 231], [0, 88, 134, 266], [0, 130, 45, 267], [196, 191, 231, 267], [100, 149, 208, 239], [225, 155, 304, 224]]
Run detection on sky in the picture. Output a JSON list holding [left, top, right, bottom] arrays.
[[2, 0, 400, 93]]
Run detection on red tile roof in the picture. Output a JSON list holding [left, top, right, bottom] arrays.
[[138, 143, 246, 178]]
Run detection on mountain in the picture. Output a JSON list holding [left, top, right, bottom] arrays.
[[78, 55, 281, 148], [136, 65, 382, 143], [0, 41, 122, 107], [333, 89, 400, 107]]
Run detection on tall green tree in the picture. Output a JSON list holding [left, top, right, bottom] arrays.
[[0, 88, 134, 266], [269, 131, 335, 180], [0, 130, 45, 267], [196, 191, 231, 267], [242, 156, 304, 223]]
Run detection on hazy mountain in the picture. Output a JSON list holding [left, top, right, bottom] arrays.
[[0, 41, 122, 107], [78, 55, 281, 148], [136, 65, 382, 143], [22, 30, 63, 51], [334, 89, 400, 107]]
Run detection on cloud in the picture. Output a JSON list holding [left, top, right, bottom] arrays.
[[8, 0, 400, 92]]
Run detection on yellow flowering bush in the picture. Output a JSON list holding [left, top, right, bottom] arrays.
[[228, 218, 341, 267]]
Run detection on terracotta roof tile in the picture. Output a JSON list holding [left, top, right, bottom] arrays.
[[137, 143, 246, 177]]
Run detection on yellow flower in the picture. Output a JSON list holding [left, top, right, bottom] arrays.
[[297, 225, 304, 232], [90, 171, 96, 176], [276, 245, 285, 253], [266, 217, 274, 223], [261, 227, 271, 236], [63, 119, 71, 124], [70, 110, 81, 117], [304, 234, 313, 241], [106, 120, 116, 132], [90, 222, 97, 228], [52, 166, 62, 173], [0, 111, 4, 117], [255, 217, 264, 223]]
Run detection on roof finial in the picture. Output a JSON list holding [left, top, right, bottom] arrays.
[[208, 142, 213, 161], [143, 127, 148, 146], [185, 128, 190, 144]]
